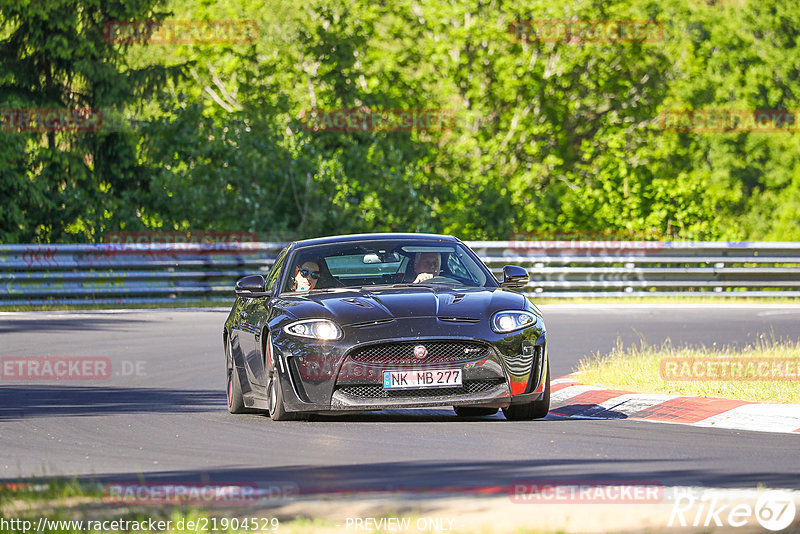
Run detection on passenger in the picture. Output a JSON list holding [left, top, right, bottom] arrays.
[[291, 261, 321, 291]]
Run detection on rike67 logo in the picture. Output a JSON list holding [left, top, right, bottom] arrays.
[[669, 489, 797, 531]]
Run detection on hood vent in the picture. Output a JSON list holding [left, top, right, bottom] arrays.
[[350, 318, 395, 328], [344, 297, 374, 308], [438, 317, 480, 323]]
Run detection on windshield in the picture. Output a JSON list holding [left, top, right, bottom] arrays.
[[282, 240, 496, 292]]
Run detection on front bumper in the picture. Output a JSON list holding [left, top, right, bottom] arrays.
[[271, 317, 547, 413]]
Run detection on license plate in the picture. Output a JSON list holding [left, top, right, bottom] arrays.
[[382, 369, 462, 390]]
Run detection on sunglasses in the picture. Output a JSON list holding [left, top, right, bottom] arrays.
[[298, 268, 320, 279]]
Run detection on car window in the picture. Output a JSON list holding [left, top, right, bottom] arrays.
[[327, 253, 404, 278], [447, 253, 469, 278], [283, 240, 497, 289], [454, 248, 488, 286], [264, 248, 288, 291]]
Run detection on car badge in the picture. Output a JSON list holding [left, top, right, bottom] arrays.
[[414, 345, 428, 359]]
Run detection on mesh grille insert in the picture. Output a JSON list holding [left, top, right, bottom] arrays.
[[337, 380, 504, 399]]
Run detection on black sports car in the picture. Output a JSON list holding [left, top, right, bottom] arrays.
[[223, 233, 549, 420]]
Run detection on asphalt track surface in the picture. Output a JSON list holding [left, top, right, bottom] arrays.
[[1, 305, 799, 493]]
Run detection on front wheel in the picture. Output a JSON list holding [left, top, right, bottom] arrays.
[[502, 368, 550, 421], [226, 337, 248, 414], [530, 367, 551, 419], [267, 373, 294, 421]]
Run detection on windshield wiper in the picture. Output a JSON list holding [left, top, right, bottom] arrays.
[[350, 283, 452, 291]]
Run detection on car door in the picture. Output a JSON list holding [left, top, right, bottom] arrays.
[[242, 248, 288, 395]]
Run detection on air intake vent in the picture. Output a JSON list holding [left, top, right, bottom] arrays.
[[348, 341, 491, 365], [344, 298, 374, 308], [337, 380, 504, 399]]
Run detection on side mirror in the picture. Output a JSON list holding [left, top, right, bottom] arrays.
[[235, 275, 268, 296], [500, 265, 529, 289]]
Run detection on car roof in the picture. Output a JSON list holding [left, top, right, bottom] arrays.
[[290, 233, 459, 249]]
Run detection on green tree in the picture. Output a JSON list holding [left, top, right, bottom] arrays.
[[3, 0, 798, 243], [0, 0, 184, 242]]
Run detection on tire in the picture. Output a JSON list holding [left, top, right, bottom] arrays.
[[226, 337, 248, 414], [531, 367, 551, 419], [454, 406, 499, 417], [267, 372, 295, 421], [502, 368, 550, 421]]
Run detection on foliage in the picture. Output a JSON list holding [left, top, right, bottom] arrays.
[[0, 0, 185, 242], [0, 0, 798, 242]]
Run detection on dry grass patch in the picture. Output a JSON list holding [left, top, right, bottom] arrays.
[[576, 337, 800, 403]]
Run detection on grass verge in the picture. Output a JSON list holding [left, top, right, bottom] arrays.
[[1, 480, 550, 534], [1, 480, 309, 534], [576, 337, 800, 403]]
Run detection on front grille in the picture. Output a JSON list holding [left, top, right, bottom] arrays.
[[348, 341, 491, 365], [337, 380, 503, 399]]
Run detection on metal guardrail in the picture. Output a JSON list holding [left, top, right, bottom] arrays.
[[0, 243, 284, 306], [1, 241, 799, 305], [469, 241, 800, 298]]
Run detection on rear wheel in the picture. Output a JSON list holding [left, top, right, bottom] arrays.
[[454, 406, 499, 417], [502, 368, 550, 421]]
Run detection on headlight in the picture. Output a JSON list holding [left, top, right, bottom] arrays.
[[284, 319, 343, 340], [491, 310, 538, 333]]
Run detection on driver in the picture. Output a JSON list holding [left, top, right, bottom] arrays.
[[411, 252, 441, 284]]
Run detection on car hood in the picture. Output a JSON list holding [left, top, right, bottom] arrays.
[[278, 286, 528, 326]]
